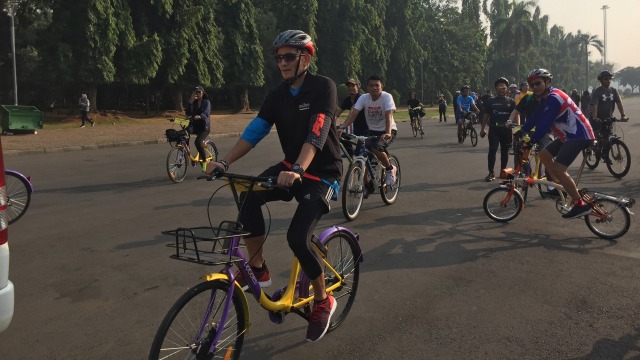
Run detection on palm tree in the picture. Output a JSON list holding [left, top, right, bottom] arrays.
[[572, 31, 604, 90], [493, 0, 539, 81]]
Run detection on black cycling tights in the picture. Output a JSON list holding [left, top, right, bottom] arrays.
[[238, 189, 325, 281], [194, 129, 210, 160]]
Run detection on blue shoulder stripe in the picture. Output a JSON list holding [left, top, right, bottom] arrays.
[[241, 117, 272, 146]]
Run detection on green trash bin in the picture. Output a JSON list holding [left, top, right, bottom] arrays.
[[1, 105, 44, 134]]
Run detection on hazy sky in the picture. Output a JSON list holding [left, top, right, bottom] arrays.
[[535, 0, 640, 70], [459, 0, 640, 70]]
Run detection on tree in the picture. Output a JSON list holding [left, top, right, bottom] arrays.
[[217, 0, 265, 111], [493, 0, 539, 81], [572, 31, 603, 90], [617, 66, 640, 93]]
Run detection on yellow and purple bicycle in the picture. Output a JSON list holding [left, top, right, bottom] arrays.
[[149, 172, 363, 359]]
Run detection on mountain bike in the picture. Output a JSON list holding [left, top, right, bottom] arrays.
[[483, 138, 635, 240], [165, 118, 218, 183], [339, 133, 401, 221], [458, 111, 478, 146], [583, 116, 631, 178], [149, 172, 363, 359], [409, 107, 424, 139], [4, 169, 33, 224]]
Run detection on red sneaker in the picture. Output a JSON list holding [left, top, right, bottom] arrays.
[[235, 262, 272, 291], [306, 294, 337, 342]]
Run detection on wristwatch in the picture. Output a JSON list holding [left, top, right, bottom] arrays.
[[337, 124, 346, 130], [291, 164, 305, 176]]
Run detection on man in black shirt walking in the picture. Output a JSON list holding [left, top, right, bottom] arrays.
[[480, 77, 516, 181]]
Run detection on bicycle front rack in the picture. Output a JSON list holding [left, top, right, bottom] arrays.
[[162, 221, 250, 266]]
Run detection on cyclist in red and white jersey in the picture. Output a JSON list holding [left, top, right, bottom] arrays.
[[520, 68, 595, 219]]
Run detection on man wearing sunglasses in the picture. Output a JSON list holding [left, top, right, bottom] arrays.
[[590, 70, 628, 132], [519, 68, 596, 219], [205, 30, 341, 343]]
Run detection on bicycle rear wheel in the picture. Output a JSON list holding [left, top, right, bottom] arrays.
[[4, 171, 32, 224], [584, 198, 631, 240], [149, 280, 246, 360], [322, 230, 361, 331], [584, 147, 600, 169], [605, 139, 630, 178], [483, 187, 523, 222], [342, 163, 365, 221], [166, 147, 188, 183], [380, 154, 400, 204], [205, 140, 219, 163], [470, 127, 478, 147]]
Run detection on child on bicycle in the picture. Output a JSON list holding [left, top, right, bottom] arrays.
[[407, 90, 425, 135], [205, 30, 341, 343], [457, 85, 480, 143]]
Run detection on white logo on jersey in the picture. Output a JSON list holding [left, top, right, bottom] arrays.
[[299, 103, 310, 111], [601, 93, 615, 102]]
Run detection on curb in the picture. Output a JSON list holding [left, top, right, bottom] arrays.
[[3, 132, 244, 157]]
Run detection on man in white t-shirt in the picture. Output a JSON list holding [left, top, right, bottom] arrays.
[[338, 75, 397, 186]]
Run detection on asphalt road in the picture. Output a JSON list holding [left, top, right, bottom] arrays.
[[1, 99, 639, 359]]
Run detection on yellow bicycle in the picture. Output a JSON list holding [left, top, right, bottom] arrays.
[[149, 172, 363, 359], [165, 118, 218, 183]]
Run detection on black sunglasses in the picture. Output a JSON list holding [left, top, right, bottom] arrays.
[[274, 53, 300, 63]]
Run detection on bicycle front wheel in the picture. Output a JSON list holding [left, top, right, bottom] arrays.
[[205, 140, 219, 163], [584, 198, 631, 240], [166, 147, 187, 183], [149, 280, 246, 360], [419, 118, 424, 139], [483, 187, 523, 222], [605, 139, 630, 178], [4, 171, 32, 224], [322, 230, 361, 331], [411, 117, 418, 137], [380, 154, 400, 205], [470, 127, 478, 147], [584, 147, 600, 169], [342, 163, 365, 221]]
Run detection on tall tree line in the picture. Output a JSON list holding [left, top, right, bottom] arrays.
[[0, 0, 637, 114]]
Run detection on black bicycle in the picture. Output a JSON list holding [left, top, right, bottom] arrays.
[[459, 111, 478, 146], [583, 116, 631, 178], [409, 107, 425, 139], [339, 134, 401, 221]]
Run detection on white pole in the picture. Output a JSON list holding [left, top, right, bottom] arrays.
[[602, 5, 609, 66]]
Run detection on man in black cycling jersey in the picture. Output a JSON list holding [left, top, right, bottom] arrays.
[[206, 30, 341, 342], [480, 77, 516, 181]]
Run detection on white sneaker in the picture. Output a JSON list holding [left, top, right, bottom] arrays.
[[384, 165, 397, 186]]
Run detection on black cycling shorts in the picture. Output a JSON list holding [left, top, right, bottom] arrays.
[[543, 138, 593, 167]]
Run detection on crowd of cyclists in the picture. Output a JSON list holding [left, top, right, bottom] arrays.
[[177, 29, 632, 344]]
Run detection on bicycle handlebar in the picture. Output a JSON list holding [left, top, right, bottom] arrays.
[[340, 133, 382, 143]]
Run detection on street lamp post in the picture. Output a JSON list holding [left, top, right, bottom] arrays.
[[5, 1, 19, 105], [486, 62, 492, 91], [601, 5, 609, 66]]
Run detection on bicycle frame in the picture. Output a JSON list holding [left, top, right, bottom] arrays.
[[339, 135, 382, 188]]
